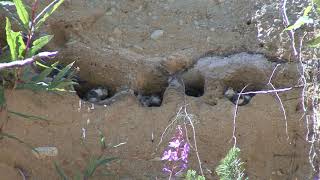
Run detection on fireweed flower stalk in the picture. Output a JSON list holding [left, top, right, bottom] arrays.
[[161, 125, 190, 178]]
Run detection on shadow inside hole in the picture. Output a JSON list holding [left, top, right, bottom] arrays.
[[181, 69, 205, 97], [183, 76, 205, 97], [185, 85, 204, 97]]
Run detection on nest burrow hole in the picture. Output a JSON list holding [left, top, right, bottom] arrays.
[[135, 82, 167, 107], [182, 74, 205, 97], [222, 80, 265, 96], [74, 81, 115, 102]]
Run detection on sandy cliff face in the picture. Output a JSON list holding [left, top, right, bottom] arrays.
[[0, 0, 315, 179], [1, 84, 310, 179]]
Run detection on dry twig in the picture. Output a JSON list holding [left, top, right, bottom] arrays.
[[0, 51, 58, 70]]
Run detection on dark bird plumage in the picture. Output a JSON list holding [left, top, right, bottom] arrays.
[[224, 87, 254, 106], [85, 87, 109, 103]]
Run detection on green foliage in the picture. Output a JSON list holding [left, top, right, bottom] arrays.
[[0, 86, 5, 108], [51, 62, 74, 83], [0, 132, 37, 152], [185, 169, 206, 180], [8, 110, 48, 122], [307, 35, 320, 47], [17, 61, 78, 92], [215, 147, 248, 180], [55, 156, 118, 180], [306, 2, 320, 47], [34, 0, 65, 30], [313, 0, 320, 12], [28, 35, 54, 57], [1, 0, 63, 61], [5, 17, 21, 61], [0, 0, 75, 158], [98, 129, 106, 150], [0, 0, 75, 93], [283, 2, 320, 48], [54, 162, 68, 180], [284, 5, 313, 31], [16, 33, 26, 59], [12, 0, 29, 28], [83, 156, 117, 178]]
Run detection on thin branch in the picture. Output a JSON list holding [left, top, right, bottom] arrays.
[[184, 105, 204, 176], [34, 0, 62, 23], [269, 83, 289, 139], [0, 51, 58, 70], [15, 166, 27, 180], [281, 0, 298, 56], [157, 106, 184, 147], [239, 87, 293, 95], [180, 77, 204, 176], [297, 33, 308, 112], [232, 85, 250, 147], [268, 64, 280, 83], [281, 0, 319, 173], [183, 121, 195, 150], [267, 64, 289, 139]]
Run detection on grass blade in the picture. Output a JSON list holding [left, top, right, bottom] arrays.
[[35, 61, 59, 69], [53, 81, 78, 90], [74, 170, 83, 180], [0, 86, 5, 108], [16, 82, 48, 91], [34, 0, 64, 30], [8, 110, 49, 122], [32, 67, 53, 82], [84, 156, 118, 178], [54, 161, 68, 180], [0, 132, 36, 152], [53, 62, 74, 82], [95, 157, 118, 169], [12, 0, 29, 28]]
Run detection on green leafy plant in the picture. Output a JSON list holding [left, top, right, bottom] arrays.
[[0, 0, 77, 103], [185, 169, 205, 180], [0, 0, 76, 90], [283, 1, 320, 48], [98, 129, 106, 150], [279, 1, 320, 177], [17, 61, 78, 91], [215, 147, 248, 180], [0, 0, 76, 153], [54, 156, 118, 180], [284, 5, 313, 31]]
